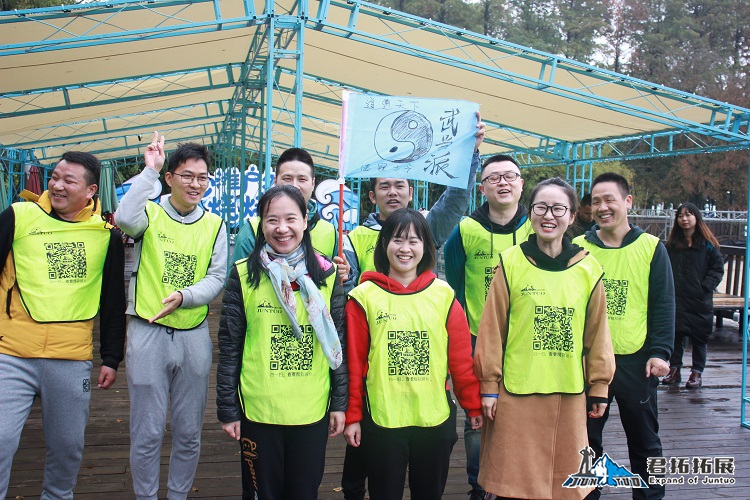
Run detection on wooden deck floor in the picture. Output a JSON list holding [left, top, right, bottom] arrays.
[[6, 300, 750, 499]]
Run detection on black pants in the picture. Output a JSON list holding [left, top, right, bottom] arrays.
[[239, 415, 328, 500], [670, 332, 708, 373], [363, 395, 458, 500], [342, 442, 368, 500], [586, 362, 665, 500]]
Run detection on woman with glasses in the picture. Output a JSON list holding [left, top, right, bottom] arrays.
[[662, 203, 724, 388], [474, 177, 615, 499]]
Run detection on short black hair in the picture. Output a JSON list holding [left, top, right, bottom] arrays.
[[369, 177, 412, 193], [580, 193, 592, 206], [276, 148, 315, 178], [480, 154, 519, 175], [167, 142, 211, 173], [591, 172, 629, 197], [374, 208, 436, 277], [60, 151, 100, 186]]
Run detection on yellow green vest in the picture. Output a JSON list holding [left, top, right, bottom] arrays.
[[501, 246, 603, 394], [460, 216, 533, 335], [348, 278, 454, 428], [347, 225, 380, 278], [237, 260, 335, 425], [11, 201, 110, 322], [573, 232, 659, 354], [248, 216, 336, 257], [134, 202, 222, 329]]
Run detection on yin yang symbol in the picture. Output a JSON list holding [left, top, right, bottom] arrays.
[[374, 110, 433, 164]]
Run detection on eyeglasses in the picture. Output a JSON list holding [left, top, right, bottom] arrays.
[[531, 203, 569, 217], [481, 172, 521, 184], [172, 173, 209, 185]]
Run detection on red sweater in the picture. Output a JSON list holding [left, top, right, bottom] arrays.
[[345, 270, 481, 424]]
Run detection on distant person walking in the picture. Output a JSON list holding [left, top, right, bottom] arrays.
[[662, 203, 724, 388]]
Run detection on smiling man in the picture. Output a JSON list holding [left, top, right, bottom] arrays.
[[443, 154, 534, 500], [0, 151, 126, 499], [115, 133, 227, 500], [573, 172, 674, 500]]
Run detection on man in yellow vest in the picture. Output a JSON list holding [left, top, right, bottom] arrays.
[[230, 148, 349, 280], [0, 151, 126, 499], [443, 154, 533, 500], [339, 115, 485, 500], [115, 132, 227, 499], [573, 172, 674, 500]]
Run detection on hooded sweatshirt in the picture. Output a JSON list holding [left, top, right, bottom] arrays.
[[345, 270, 481, 424], [444, 201, 531, 307]]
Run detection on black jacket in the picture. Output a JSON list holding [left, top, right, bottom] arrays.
[[216, 256, 348, 423], [668, 241, 724, 341]]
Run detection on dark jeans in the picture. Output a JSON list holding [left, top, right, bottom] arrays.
[[465, 334, 482, 492], [669, 332, 707, 373], [586, 362, 665, 500]]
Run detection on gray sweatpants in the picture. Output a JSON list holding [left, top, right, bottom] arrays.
[[126, 317, 212, 500], [0, 353, 92, 500]]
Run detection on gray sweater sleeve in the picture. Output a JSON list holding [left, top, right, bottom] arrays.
[[180, 220, 228, 308], [114, 168, 160, 239], [426, 152, 480, 249]]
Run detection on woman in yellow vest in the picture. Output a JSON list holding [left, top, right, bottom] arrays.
[[474, 177, 615, 499], [344, 208, 482, 499], [217, 185, 347, 499]]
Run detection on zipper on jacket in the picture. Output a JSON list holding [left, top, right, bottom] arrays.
[[5, 281, 15, 318]]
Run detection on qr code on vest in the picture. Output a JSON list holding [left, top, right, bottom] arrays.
[[532, 306, 574, 352], [484, 266, 494, 298], [602, 278, 628, 316], [45, 242, 86, 280], [269, 324, 314, 371], [162, 251, 197, 289], [387, 330, 430, 376]]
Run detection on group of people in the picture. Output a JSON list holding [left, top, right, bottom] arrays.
[[0, 120, 724, 500]]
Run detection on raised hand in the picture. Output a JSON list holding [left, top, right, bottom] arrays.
[[144, 131, 166, 173]]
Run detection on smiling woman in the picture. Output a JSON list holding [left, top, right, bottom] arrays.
[[217, 184, 347, 499], [473, 177, 615, 500]]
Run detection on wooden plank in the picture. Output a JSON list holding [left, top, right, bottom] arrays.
[[6, 297, 750, 499]]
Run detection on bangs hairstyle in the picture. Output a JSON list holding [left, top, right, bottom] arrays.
[[245, 185, 327, 289], [666, 202, 720, 252], [276, 147, 315, 178], [528, 177, 579, 215], [167, 142, 211, 173], [374, 208, 436, 276]]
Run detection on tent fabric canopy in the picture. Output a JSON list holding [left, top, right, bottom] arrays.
[[0, 0, 748, 172]]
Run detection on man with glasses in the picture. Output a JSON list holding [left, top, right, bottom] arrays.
[[115, 133, 227, 499], [444, 154, 533, 500]]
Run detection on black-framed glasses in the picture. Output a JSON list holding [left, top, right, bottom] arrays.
[[481, 172, 521, 184], [531, 203, 569, 217], [172, 173, 209, 185]]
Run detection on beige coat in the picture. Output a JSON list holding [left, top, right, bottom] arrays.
[[474, 250, 615, 499]]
